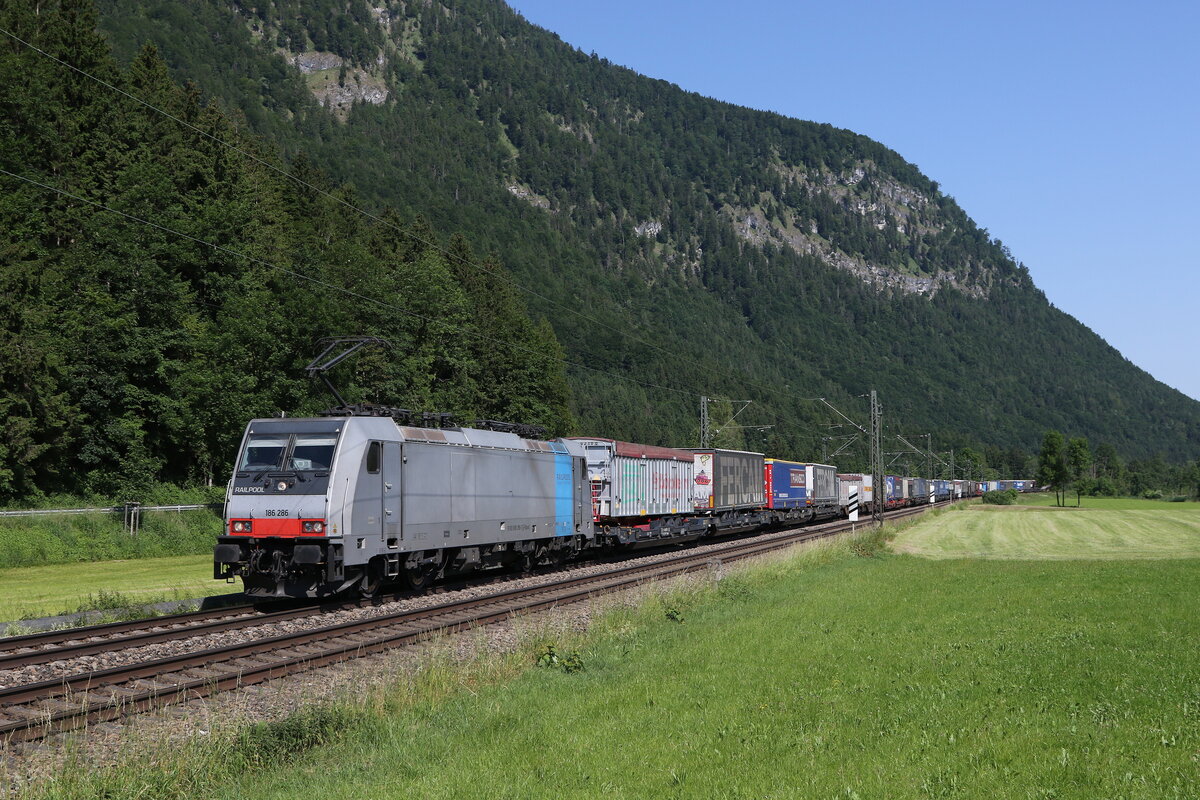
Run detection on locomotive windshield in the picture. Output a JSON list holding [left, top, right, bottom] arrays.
[[238, 433, 339, 473], [288, 435, 337, 471], [239, 436, 288, 471]]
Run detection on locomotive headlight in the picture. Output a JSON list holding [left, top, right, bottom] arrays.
[[276, 480, 288, 491], [232, 520, 252, 533], [302, 520, 326, 534]]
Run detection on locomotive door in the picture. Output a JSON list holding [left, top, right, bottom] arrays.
[[352, 441, 385, 539], [382, 442, 402, 540]]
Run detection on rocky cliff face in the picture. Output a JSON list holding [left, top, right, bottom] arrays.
[[246, 9, 392, 121], [239, 2, 998, 298], [291, 51, 388, 120], [722, 162, 992, 298]]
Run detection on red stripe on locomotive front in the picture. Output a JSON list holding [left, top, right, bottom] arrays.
[[228, 519, 325, 537]]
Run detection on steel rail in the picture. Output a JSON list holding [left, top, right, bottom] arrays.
[[0, 606, 257, 656], [0, 564, 616, 669], [0, 604, 353, 670]]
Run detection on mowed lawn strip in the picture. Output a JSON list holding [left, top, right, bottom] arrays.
[[225, 554, 1200, 800], [892, 504, 1200, 560], [0, 554, 220, 622]]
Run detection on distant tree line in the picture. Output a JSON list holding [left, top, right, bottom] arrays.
[[1037, 431, 1200, 506]]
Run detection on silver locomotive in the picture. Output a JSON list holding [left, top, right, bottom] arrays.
[[214, 414, 593, 598]]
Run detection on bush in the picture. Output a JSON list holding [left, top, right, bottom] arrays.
[[0, 508, 221, 568], [1085, 476, 1119, 497], [235, 705, 366, 768], [981, 489, 1019, 505], [1142, 489, 1164, 500]]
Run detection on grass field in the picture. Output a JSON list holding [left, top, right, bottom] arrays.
[[225, 552, 1200, 799], [1015, 493, 1200, 511], [0, 554, 221, 624], [26, 528, 1200, 800], [893, 498, 1200, 560], [0, 509, 220, 569]]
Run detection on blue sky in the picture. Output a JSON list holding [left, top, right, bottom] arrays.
[[507, 0, 1199, 402]]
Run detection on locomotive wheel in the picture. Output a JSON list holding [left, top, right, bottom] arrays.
[[359, 562, 383, 598], [404, 550, 441, 592]]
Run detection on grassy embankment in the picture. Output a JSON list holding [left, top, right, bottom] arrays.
[[894, 494, 1200, 559], [0, 489, 225, 623], [0, 555, 219, 625], [18, 505, 1200, 799]]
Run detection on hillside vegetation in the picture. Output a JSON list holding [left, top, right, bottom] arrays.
[[0, 1, 571, 501], [91, 0, 1200, 466], [2, 0, 1197, 503]]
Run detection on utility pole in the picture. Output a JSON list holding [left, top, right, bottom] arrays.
[[700, 396, 758, 448], [870, 389, 883, 525], [925, 433, 932, 479]]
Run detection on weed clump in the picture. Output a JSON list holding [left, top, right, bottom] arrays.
[[849, 525, 893, 557], [535, 643, 584, 673]]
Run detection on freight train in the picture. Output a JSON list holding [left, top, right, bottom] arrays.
[[214, 410, 1014, 599]]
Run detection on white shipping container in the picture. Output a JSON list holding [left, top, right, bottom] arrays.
[[567, 438, 694, 520], [836, 473, 874, 506]]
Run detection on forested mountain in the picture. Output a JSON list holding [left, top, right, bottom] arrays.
[[2, 0, 1197, 500], [0, 0, 571, 500]]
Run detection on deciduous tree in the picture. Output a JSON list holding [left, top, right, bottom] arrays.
[[1037, 430, 1069, 507]]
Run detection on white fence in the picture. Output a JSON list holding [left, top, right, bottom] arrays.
[[0, 503, 223, 534]]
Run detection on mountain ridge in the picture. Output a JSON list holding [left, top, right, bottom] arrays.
[[86, 0, 1200, 464]]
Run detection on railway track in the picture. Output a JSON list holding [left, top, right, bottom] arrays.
[[0, 503, 935, 744], [0, 603, 326, 671], [0, 568, 592, 671]]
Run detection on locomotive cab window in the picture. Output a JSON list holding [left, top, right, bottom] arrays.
[[366, 441, 381, 474], [289, 435, 337, 471], [239, 436, 287, 471]]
